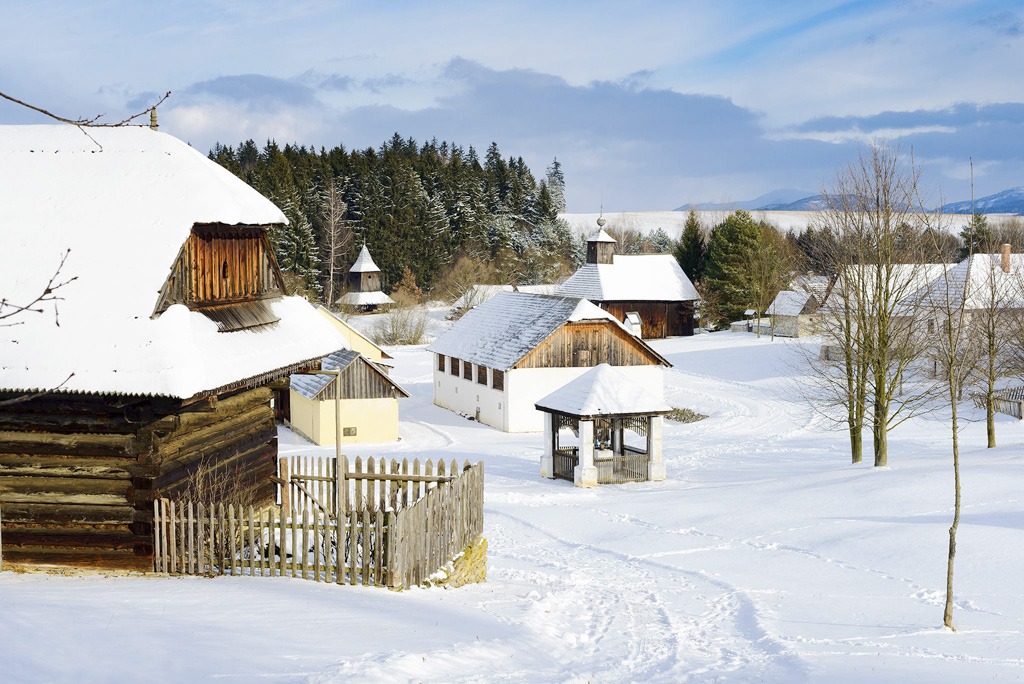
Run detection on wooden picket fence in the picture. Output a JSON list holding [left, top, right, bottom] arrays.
[[152, 458, 484, 589]]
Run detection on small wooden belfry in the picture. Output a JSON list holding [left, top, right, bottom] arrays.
[[337, 245, 395, 313], [536, 364, 670, 487]]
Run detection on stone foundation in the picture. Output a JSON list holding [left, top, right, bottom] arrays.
[[425, 536, 487, 588]]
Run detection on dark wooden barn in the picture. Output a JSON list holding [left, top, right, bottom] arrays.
[[0, 125, 345, 571], [556, 223, 700, 338]]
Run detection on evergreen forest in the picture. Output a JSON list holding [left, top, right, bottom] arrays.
[[209, 134, 581, 304]]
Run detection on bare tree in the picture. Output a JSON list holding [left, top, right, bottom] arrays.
[[318, 178, 355, 306], [813, 143, 938, 466], [917, 226, 979, 631], [744, 224, 794, 338]]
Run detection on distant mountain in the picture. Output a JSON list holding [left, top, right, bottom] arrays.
[[759, 195, 827, 211], [940, 187, 1024, 215], [675, 188, 813, 212]]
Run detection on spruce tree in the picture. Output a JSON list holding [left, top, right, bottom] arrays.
[[702, 210, 764, 324], [675, 209, 706, 282]]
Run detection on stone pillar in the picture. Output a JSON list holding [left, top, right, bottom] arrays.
[[575, 419, 598, 487], [540, 413, 555, 478], [648, 415, 666, 481], [611, 418, 622, 454]]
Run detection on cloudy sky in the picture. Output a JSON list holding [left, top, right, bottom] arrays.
[[2, 1, 1022, 211]]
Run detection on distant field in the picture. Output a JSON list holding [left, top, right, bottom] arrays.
[[560, 210, 987, 239]]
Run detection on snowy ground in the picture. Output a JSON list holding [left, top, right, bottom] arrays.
[[3, 333, 1024, 682]]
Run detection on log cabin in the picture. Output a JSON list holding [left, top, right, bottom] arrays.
[[427, 292, 670, 432], [0, 125, 345, 571], [556, 222, 700, 338]]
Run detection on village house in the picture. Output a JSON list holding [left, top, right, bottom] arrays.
[[427, 291, 671, 432], [337, 245, 395, 313], [0, 125, 345, 570], [556, 220, 700, 339], [287, 349, 409, 446]]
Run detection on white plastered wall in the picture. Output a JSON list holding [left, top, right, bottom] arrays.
[[432, 364, 507, 431]]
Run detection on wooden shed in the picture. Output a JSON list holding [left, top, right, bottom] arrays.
[[287, 349, 409, 445], [427, 292, 671, 432], [556, 224, 700, 338], [0, 125, 344, 571]]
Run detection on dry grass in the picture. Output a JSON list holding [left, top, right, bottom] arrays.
[[667, 407, 708, 423]]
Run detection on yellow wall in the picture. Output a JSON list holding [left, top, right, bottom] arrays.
[[288, 390, 400, 445], [315, 306, 389, 363]]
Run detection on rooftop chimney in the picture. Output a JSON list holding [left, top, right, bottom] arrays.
[[1001, 243, 1011, 273]]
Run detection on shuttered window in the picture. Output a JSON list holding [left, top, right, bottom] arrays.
[[477, 365, 488, 385], [450, 358, 460, 376], [463, 361, 473, 380], [492, 369, 505, 391], [437, 354, 446, 371]]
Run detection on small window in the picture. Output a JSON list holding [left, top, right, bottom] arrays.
[[492, 369, 505, 391], [450, 358, 460, 376], [463, 362, 473, 380], [437, 354, 446, 372], [477, 364, 487, 385], [343, 427, 357, 437], [221, 260, 229, 279]]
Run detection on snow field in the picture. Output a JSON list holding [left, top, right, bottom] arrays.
[[2, 332, 1023, 682]]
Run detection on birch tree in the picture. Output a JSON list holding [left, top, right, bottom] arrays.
[[318, 178, 354, 306]]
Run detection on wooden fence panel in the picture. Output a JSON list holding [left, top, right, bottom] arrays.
[[153, 459, 484, 590]]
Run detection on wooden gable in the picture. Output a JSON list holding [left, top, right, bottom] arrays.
[[153, 223, 286, 330], [513, 320, 669, 370], [314, 356, 410, 401]]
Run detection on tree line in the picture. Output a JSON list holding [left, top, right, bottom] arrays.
[[209, 134, 580, 303]]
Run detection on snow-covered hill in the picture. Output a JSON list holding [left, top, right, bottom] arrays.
[[675, 188, 814, 212], [941, 186, 1024, 215]]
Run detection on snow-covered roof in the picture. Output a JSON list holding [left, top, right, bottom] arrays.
[[349, 245, 381, 273], [790, 275, 831, 303], [769, 290, 817, 317], [452, 284, 514, 310], [338, 291, 396, 306], [0, 125, 345, 398], [535, 364, 671, 418], [514, 284, 560, 296], [589, 228, 617, 243], [914, 253, 1024, 311], [556, 254, 699, 302], [822, 264, 949, 313], [428, 292, 639, 371]]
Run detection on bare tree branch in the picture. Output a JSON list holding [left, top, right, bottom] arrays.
[[0, 249, 77, 326], [0, 373, 76, 408], [0, 90, 171, 128]]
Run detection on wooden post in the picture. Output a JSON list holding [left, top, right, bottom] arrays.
[[281, 459, 291, 515]]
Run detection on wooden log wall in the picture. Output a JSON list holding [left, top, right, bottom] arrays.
[[515, 321, 666, 370], [0, 386, 277, 571]]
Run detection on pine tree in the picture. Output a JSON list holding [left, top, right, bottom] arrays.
[[546, 158, 566, 213], [675, 210, 706, 282], [959, 213, 991, 261], [702, 210, 764, 324]]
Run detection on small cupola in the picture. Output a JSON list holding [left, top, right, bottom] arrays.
[[586, 216, 617, 265]]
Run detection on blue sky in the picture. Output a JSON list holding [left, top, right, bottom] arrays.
[[2, 1, 1022, 211]]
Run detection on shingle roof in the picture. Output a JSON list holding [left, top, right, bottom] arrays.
[[913, 253, 1024, 310], [290, 349, 360, 398], [535, 363, 671, 418], [349, 245, 381, 273], [589, 228, 617, 243], [0, 125, 345, 398], [427, 292, 631, 370], [769, 290, 816, 317], [556, 254, 699, 302]]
